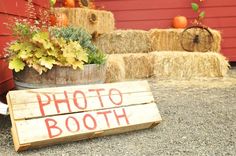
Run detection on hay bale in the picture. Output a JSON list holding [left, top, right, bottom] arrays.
[[94, 30, 151, 54], [105, 55, 125, 83], [151, 51, 230, 79], [105, 53, 154, 82], [123, 54, 154, 79], [210, 29, 221, 52], [54, 8, 115, 34], [149, 29, 221, 52]]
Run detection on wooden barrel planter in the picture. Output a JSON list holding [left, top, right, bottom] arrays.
[[13, 64, 106, 90]]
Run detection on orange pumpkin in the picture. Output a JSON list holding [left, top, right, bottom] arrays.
[[64, 0, 75, 8], [56, 13, 69, 27], [173, 16, 188, 29]]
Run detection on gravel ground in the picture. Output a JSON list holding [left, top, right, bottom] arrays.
[[1, 68, 236, 156]]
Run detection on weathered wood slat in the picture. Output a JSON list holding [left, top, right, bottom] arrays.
[[16, 103, 160, 144], [12, 92, 154, 120], [8, 81, 151, 104], [13, 103, 161, 151], [8, 80, 162, 152]]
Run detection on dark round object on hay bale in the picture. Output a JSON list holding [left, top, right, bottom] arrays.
[[13, 64, 106, 90], [79, 0, 89, 7], [181, 25, 214, 52], [88, 13, 97, 24]]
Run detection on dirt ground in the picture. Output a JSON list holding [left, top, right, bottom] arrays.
[[0, 68, 236, 156]]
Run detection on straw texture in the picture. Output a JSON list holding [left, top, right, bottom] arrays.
[[94, 30, 151, 54], [54, 8, 115, 34], [151, 51, 229, 79], [105, 51, 229, 82], [149, 29, 221, 52]]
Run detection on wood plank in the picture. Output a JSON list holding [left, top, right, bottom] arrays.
[[8, 81, 162, 151], [219, 27, 236, 38], [116, 19, 236, 32], [0, 0, 27, 16], [112, 7, 236, 22], [8, 81, 153, 119], [226, 56, 236, 62], [0, 60, 12, 83], [222, 38, 236, 48], [0, 13, 28, 35], [12, 92, 154, 120], [0, 0, 48, 18], [0, 78, 14, 95], [8, 80, 151, 104], [205, 17, 236, 29], [31, 0, 50, 8], [222, 47, 236, 56], [0, 36, 15, 52], [81, 0, 236, 11], [13, 103, 161, 151]]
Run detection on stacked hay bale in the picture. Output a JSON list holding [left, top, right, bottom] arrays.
[[94, 30, 151, 54], [54, 7, 228, 82], [105, 54, 154, 83], [94, 28, 229, 82], [149, 29, 221, 52], [54, 8, 115, 34], [151, 51, 229, 79], [105, 55, 125, 83]]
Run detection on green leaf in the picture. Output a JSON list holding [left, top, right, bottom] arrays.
[[17, 42, 34, 59], [49, 0, 56, 7], [50, 27, 97, 53], [51, 37, 67, 48], [191, 3, 199, 12], [9, 57, 25, 72], [32, 32, 54, 50], [39, 56, 56, 69], [199, 11, 205, 19], [61, 41, 88, 69], [72, 61, 84, 70], [87, 50, 107, 65], [8, 42, 22, 52], [34, 48, 46, 58]]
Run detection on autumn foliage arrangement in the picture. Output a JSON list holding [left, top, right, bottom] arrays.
[[172, 0, 206, 28], [5, 0, 106, 74], [191, 0, 206, 24]]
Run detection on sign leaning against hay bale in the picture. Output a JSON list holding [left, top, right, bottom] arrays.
[[4, 0, 107, 89], [7, 80, 162, 151]]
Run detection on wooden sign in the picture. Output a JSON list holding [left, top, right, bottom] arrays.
[[7, 80, 162, 152]]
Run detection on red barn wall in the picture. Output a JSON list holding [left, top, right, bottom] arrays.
[[0, 0, 49, 95], [93, 0, 236, 61]]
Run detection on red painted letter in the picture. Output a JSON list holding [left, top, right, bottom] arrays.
[[45, 118, 62, 138], [66, 116, 80, 132], [89, 88, 105, 107], [113, 108, 129, 126], [37, 93, 51, 116], [97, 110, 112, 128], [53, 91, 71, 114], [83, 114, 97, 130], [109, 88, 123, 106], [73, 90, 87, 110]]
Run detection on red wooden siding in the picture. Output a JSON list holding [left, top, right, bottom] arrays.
[[0, 0, 49, 95], [93, 0, 236, 61]]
